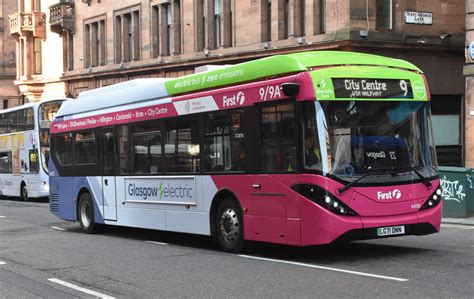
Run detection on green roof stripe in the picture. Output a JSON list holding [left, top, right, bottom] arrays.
[[164, 51, 422, 96], [285, 51, 422, 72]]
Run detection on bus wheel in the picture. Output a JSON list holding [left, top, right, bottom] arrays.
[[20, 183, 28, 202], [216, 198, 245, 253], [78, 193, 100, 234]]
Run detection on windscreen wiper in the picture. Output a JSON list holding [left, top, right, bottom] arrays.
[[411, 167, 432, 188], [338, 172, 373, 195], [338, 169, 398, 195]]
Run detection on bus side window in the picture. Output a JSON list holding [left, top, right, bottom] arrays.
[[132, 133, 162, 174], [7, 112, 17, 133], [165, 118, 200, 173], [203, 110, 245, 172], [73, 130, 97, 165], [0, 114, 7, 134], [17, 109, 26, 131], [0, 152, 12, 173], [54, 133, 73, 166], [259, 104, 296, 172], [118, 125, 130, 174], [29, 149, 39, 173], [26, 108, 35, 130]]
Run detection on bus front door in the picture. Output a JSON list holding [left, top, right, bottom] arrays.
[[101, 128, 117, 221]]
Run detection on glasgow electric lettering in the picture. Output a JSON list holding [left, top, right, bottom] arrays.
[[125, 178, 195, 204], [333, 78, 412, 99]]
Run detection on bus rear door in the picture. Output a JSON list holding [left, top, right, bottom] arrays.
[[101, 127, 117, 221]]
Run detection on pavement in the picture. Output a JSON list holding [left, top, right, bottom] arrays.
[[442, 216, 474, 226]]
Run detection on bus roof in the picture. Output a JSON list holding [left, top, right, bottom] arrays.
[[57, 51, 421, 118]]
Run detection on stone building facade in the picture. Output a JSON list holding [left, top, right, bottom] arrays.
[[9, 0, 66, 102], [46, 0, 464, 165], [0, 0, 19, 109], [465, 1, 474, 168]]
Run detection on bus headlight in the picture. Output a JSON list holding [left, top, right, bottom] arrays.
[[419, 188, 442, 211], [292, 184, 358, 216]]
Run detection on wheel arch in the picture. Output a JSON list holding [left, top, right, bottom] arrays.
[[209, 188, 241, 236]]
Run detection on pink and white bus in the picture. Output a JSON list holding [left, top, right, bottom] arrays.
[[49, 51, 442, 252]]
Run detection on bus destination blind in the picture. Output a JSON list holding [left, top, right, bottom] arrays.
[[332, 78, 413, 99]]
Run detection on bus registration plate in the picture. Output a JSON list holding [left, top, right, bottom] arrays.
[[376, 226, 405, 237]]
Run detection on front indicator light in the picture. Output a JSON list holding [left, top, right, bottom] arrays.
[[419, 187, 443, 211], [325, 196, 331, 204], [292, 184, 358, 216]]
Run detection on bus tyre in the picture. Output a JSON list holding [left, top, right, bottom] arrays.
[[20, 183, 28, 202], [78, 193, 101, 234], [215, 198, 245, 253]]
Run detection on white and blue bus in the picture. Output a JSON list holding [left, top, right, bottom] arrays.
[[0, 99, 65, 200]]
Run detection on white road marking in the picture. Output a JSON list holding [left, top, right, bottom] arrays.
[[239, 255, 408, 282], [0, 216, 6, 218], [0, 261, 6, 265], [50, 226, 67, 231], [48, 278, 115, 299], [442, 224, 474, 230], [145, 240, 168, 246]]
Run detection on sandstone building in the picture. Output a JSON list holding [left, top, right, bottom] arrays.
[[1, 0, 19, 108], [9, 0, 66, 102]]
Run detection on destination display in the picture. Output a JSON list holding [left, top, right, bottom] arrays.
[[332, 78, 413, 99]]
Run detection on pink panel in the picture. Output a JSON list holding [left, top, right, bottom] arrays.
[[417, 202, 442, 232], [299, 197, 362, 245], [253, 216, 287, 244], [243, 215, 255, 241], [360, 213, 418, 228], [286, 218, 301, 246]]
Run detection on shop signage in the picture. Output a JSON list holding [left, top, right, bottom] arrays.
[[405, 11, 432, 25]]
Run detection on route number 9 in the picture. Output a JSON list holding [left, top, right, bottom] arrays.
[[399, 80, 408, 97]]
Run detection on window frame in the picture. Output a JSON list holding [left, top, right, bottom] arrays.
[[376, 0, 393, 31]]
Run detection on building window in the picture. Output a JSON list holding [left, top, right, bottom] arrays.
[[3, 100, 8, 110], [84, 16, 106, 68], [320, 0, 326, 34], [166, 4, 173, 56], [151, 2, 180, 58], [284, 0, 290, 38], [115, 7, 140, 63], [376, 0, 392, 30], [291, 0, 305, 37], [151, 6, 159, 58], [66, 31, 74, 71], [214, 0, 222, 48], [262, 0, 272, 42], [430, 95, 463, 166], [223, 0, 233, 47], [195, 0, 205, 51], [34, 38, 42, 74]]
